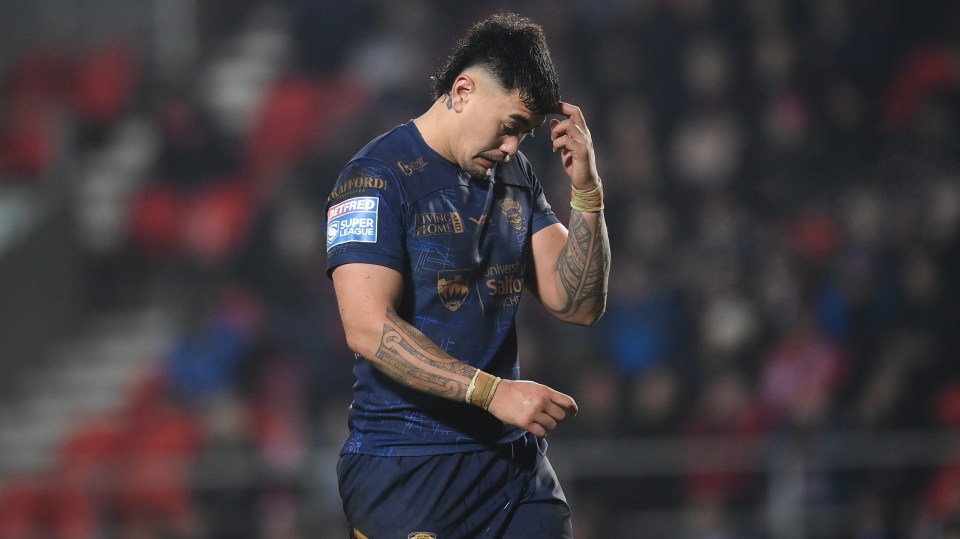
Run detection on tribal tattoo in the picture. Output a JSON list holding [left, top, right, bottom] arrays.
[[374, 309, 475, 399], [552, 210, 610, 317]]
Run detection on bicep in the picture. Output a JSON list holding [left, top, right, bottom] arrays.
[[529, 222, 568, 310], [331, 263, 404, 356]]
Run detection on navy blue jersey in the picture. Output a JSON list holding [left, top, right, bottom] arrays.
[[325, 121, 559, 456]]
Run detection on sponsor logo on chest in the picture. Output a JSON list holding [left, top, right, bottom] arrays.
[[485, 261, 526, 308], [414, 212, 464, 236]]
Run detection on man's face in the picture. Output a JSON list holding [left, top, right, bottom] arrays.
[[455, 73, 544, 179]]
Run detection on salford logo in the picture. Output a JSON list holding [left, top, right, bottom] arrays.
[[437, 270, 471, 312]]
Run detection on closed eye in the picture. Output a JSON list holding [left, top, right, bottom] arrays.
[[503, 124, 535, 139]]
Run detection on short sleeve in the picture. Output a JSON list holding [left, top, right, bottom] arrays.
[[527, 166, 560, 234], [324, 159, 406, 277]]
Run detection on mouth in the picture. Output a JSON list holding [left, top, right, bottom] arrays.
[[477, 154, 507, 170]]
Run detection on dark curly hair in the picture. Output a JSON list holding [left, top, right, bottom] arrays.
[[431, 11, 561, 116]]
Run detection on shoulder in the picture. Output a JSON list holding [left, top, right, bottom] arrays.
[[496, 151, 538, 190], [326, 126, 421, 208], [351, 123, 430, 180], [325, 159, 402, 221]]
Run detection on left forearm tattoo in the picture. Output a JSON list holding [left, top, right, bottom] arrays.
[[553, 210, 610, 315]]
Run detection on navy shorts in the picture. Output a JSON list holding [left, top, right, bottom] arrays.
[[338, 433, 572, 538]]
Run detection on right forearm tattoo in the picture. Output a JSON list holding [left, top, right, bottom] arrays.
[[373, 309, 475, 399]]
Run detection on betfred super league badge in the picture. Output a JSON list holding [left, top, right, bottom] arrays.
[[327, 196, 379, 250]]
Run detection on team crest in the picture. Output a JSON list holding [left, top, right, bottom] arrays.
[[437, 270, 471, 312], [500, 197, 523, 231], [408, 533, 437, 539]]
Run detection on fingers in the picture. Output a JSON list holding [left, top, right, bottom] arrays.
[[557, 101, 586, 125], [549, 106, 600, 187], [529, 390, 578, 437], [572, 123, 589, 139], [528, 423, 549, 438], [537, 411, 558, 432], [551, 134, 571, 154], [554, 391, 579, 417], [550, 126, 582, 154], [523, 411, 557, 438], [544, 389, 577, 418], [487, 380, 580, 438], [550, 117, 583, 139], [554, 102, 589, 133], [550, 116, 590, 153]]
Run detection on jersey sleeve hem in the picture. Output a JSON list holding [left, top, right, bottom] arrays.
[[326, 251, 405, 278], [531, 212, 561, 234]]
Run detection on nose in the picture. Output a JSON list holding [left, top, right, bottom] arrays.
[[499, 135, 522, 156]]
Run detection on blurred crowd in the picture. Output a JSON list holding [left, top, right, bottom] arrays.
[[1, 0, 960, 537]]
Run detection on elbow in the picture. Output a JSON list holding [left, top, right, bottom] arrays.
[[571, 309, 606, 327], [559, 298, 607, 327], [342, 325, 382, 361], [343, 334, 366, 357]]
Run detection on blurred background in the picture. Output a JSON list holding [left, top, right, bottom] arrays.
[[1, 0, 959, 537]]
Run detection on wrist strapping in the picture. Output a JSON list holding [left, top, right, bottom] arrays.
[[570, 181, 604, 213], [466, 369, 501, 411]]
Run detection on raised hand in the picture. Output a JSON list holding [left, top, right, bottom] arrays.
[[551, 101, 600, 190]]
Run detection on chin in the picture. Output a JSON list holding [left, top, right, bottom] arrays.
[[465, 165, 492, 180]]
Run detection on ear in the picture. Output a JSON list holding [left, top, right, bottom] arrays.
[[449, 73, 476, 112]]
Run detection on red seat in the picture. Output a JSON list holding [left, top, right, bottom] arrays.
[[71, 43, 140, 127], [114, 375, 206, 531], [182, 180, 256, 263], [0, 477, 47, 538], [244, 74, 369, 181], [129, 184, 186, 257], [884, 46, 959, 129], [245, 76, 324, 178], [0, 105, 61, 178], [2, 47, 68, 104]]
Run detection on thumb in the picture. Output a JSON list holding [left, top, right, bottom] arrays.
[[554, 391, 578, 416]]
